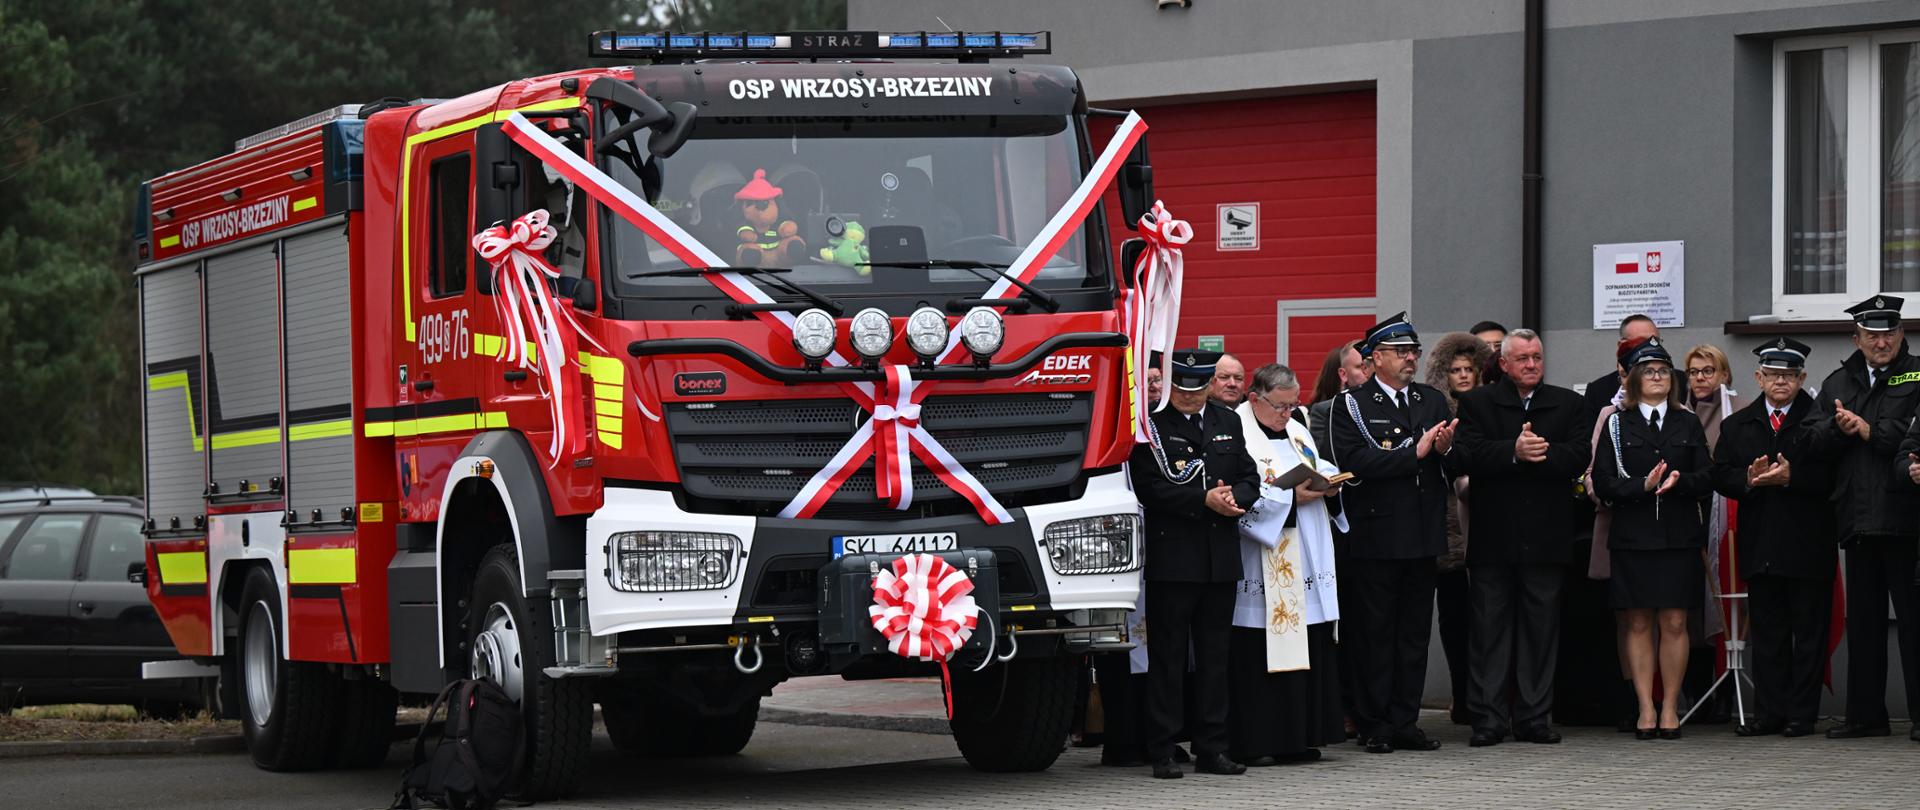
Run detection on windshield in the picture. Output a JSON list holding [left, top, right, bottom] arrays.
[[601, 115, 1102, 302]]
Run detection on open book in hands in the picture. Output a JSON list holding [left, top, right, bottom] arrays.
[[1267, 462, 1354, 492]]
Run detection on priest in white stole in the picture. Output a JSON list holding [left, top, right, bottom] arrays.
[[1224, 363, 1349, 766]]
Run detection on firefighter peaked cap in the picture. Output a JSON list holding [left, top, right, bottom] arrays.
[[734, 168, 784, 201]]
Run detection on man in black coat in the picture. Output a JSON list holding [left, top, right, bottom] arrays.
[[1451, 329, 1593, 747], [1327, 313, 1458, 753], [1128, 349, 1259, 778], [1710, 338, 1835, 738], [1813, 295, 1920, 740]]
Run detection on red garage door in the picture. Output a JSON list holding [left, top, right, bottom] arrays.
[[1097, 90, 1376, 387]]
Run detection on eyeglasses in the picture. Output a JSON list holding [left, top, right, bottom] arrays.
[[1642, 367, 1674, 380], [1256, 393, 1299, 412], [1376, 346, 1423, 358], [1685, 367, 1719, 379], [1758, 370, 1802, 381]]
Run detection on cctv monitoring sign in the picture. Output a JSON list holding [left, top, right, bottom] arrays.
[[1217, 203, 1259, 251]]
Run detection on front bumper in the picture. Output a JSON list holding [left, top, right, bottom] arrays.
[[583, 471, 1141, 638]]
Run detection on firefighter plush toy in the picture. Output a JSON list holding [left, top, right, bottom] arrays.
[[734, 168, 805, 267]]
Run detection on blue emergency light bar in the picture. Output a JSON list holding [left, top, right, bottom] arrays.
[[588, 29, 1050, 61]]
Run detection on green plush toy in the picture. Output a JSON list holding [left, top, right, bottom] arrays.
[[817, 220, 870, 272]]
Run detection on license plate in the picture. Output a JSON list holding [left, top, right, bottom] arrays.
[[832, 532, 958, 558]]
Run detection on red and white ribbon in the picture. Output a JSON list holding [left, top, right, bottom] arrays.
[[471, 210, 605, 464], [1124, 200, 1190, 444], [500, 109, 1147, 523], [869, 553, 978, 663]]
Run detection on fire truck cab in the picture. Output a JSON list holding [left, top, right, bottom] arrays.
[[135, 30, 1154, 798]]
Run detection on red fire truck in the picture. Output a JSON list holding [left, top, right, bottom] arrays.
[[134, 30, 1154, 797]]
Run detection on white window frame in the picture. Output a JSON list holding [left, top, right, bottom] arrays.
[[1771, 28, 1920, 321]]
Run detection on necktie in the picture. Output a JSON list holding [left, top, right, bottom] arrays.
[[1395, 390, 1409, 416], [1649, 410, 1661, 431], [1522, 395, 1533, 412], [1769, 410, 1783, 432]]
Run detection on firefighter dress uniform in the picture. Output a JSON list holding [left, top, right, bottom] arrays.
[[1128, 350, 1260, 779]]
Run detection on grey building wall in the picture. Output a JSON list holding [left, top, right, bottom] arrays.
[[854, 0, 1920, 720]]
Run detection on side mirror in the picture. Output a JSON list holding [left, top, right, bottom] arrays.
[[127, 561, 147, 585], [587, 78, 698, 160], [1119, 238, 1147, 281], [1118, 137, 1154, 230], [473, 123, 522, 294]]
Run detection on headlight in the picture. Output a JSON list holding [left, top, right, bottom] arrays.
[[1041, 514, 1139, 574], [959, 306, 1004, 358], [904, 306, 950, 360], [791, 308, 837, 360], [608, 531, 742, 592], [848, 307, 893, 360]]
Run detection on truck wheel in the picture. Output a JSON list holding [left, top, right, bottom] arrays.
[[468, 545, 590, 800], [237, 568, 338, 770], [948, 656, 1075, 772], [328, 677, 398, 768], [598, 683, 758, 756]]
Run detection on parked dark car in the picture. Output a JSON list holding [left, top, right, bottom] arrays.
[[0, 484, 214, 717]]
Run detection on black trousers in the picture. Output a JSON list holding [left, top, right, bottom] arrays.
[[1840, 535, 1920, 726], [1467, 562, 1564, 732], [1346, 557, 1436, 740], [1435, 568, 1472, 720], [1144, 580, 1232, 760], [1746, 573, 1833, 726]]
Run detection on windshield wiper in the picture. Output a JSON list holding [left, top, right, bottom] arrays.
[[624, 266, 843, 316], [859, 259, 1060, 313]]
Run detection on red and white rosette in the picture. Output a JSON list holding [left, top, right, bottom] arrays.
[[869, 553, 978, 663], [1124, 200, 1189, 445], [471, 210, 606, 464]]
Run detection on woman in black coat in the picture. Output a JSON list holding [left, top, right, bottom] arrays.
[[1590, 338, 1713, 740]]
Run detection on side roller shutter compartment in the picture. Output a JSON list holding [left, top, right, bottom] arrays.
[[204, 243, 284, 493], [282, 228, 355, 521], [142, 266, 205, 526]]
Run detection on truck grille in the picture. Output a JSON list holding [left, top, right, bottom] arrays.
[[668, 393, 1091, 517]]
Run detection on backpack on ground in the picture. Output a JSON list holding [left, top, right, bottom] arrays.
[[391, 678, 525, 810]]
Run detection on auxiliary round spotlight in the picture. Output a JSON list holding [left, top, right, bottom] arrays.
[[791, 308, 838, 361], [904, 306, 950, 362], [959, 306, 1004, 359], [848, 307, 894, 362]]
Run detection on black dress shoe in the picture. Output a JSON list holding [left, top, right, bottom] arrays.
[[1389, 731, 1442, 751], [1910, 726, 1920, 743], [1363, 737, 1394, 754], [1783, 721, 1817, 738], [1826, 721, 1892, 739], [1634, 727, 1657, 741], [1468, 729, 1504, 747], [1736, 721, 1784, 737], [1195, 752, 1247, 775], [1515, 724, 1562, 744], [1657, 726, 1683, 740], [1151, 758, 1183, 779], [1239, 755, 1279, 768]]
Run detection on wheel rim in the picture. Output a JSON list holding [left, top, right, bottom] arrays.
[[243, 601, 276, 728], [470, 602, 524, 704]]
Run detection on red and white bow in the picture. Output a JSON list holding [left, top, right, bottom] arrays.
[[869, 553, 978, 663], [471, 210, 604, 464], [1125, 200, 1190, 445], [500, 108, 1148, 523]]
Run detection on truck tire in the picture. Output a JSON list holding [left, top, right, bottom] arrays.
[[236, 568, 339, 771], [468, 545, 590, 800], [601, 686, 759, 757], [948, 656, 1075, 772], [328, 677, 398, 768]]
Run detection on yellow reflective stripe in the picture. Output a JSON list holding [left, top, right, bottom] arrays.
[[588, 355, 624, 385], [155, 551, 207, 585], [596, 414, 622, 433], [595, 383, 622, 401], [595, 399, 622, 417], [291, 196, 318, 212], [367, 411, 510, 438], [400, 97, 581, 341], [599, 431, 623, 450], [287, 420, 352, 441], [147, 372, 204, 453], [474, 333, 501, 356], [288, 548, 356, 585], [210, 426, 280, 450], [159, 235, 181, 248]]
